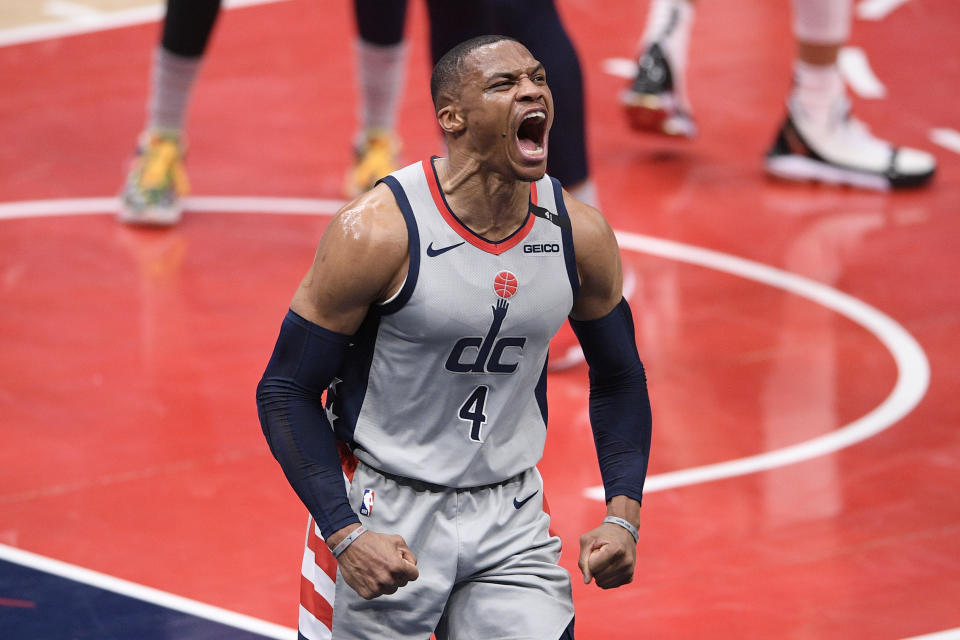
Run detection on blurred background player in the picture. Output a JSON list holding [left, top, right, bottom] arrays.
[[346, 0, 600, 207], [344, 0, 408, 200], [118, 0, 221, 225], [120, 0, 599, 224], [621, 0, 937, 190]]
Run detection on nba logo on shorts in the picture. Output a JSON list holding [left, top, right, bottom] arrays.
[[359, 489, 375, 516]]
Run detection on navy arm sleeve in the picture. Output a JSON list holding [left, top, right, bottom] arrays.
[[255, 310, 360, 539], [569, 298, 652, 505]]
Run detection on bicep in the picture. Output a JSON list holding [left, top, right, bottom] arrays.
[[567, 194, 623, 321]]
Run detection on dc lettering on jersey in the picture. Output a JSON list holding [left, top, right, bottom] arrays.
[[445, 272, 527, 375]]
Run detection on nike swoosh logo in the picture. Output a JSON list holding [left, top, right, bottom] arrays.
[[426, 241, 465, 257], [513, 490, 539, 510]]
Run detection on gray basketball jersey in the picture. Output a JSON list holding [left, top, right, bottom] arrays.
[[326, 158, 579, 487]]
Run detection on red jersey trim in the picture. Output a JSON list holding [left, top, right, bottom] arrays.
[[423, 157, 538, 256]]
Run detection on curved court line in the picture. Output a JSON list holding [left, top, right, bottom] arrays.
[[0, 197, 931, 497], [901, 629, 960, 640], [0, 196, 930, 499], [584, 232, 930, 499]]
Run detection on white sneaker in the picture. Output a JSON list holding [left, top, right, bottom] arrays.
[[765, 98, 936, 190]]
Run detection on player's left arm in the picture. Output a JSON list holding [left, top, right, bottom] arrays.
[[564, 190, 652, 590]]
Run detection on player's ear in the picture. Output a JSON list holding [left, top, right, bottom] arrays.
[[437, 104, 465, 135]]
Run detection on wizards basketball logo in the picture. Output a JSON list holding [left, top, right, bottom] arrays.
[[493, 270, 518, 298], [444, 271, 527, 374]]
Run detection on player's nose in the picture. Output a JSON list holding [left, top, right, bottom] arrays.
[[516, 75, 546, 102]]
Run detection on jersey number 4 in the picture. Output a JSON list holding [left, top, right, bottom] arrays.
[[459, 385, 489, 442]]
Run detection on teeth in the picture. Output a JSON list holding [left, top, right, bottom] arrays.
[[523, 112, 546, 122]]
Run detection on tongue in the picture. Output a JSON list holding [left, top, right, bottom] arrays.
[[517, 137, 540, 154]]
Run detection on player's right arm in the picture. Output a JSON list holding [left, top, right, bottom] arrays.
[[256, 183, 419, 600]]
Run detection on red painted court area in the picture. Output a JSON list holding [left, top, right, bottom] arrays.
[[1, 0, 959, 638]]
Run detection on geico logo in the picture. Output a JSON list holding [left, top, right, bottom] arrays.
[[523, 243, 560, 254]]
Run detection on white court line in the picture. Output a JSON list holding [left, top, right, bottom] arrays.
[[584, 232, 929, 499], [857, 0, 914, 20], [0, 196, 935, 638], [930, 128, 960, 155], [44, 1, 104, 21], [0, 195, 930, 499], [0, 544, 297, 639], [608, 50, 891, 100], [607, 49, 892, 101], [602, 57, 638, 80], [900, 629, 960, 640], [0, 196, 344, 220], [839, 47, 887, 99], [0, 0, 290, 49]]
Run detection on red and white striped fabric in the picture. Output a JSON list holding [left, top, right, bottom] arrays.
[[298, 515, 338, 640], [299, 447, 357, 640]]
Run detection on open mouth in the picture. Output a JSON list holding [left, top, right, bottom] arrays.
[[515, 110, 547, 160]]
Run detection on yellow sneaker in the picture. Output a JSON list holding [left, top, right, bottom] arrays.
[[344, 129, 400, 198], [119, 130, 190, 225]]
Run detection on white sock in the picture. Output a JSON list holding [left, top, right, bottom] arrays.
[[356, 38, 407, 140], [792, 0, 852, 45], [640, 0, 694, 75], [148, 46, 204, 134], [790, 60, 846, 129]]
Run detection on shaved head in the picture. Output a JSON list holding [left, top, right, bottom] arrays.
[[430, 35, 520, 110]]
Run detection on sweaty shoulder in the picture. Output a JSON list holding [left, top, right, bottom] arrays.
[[291, 182, 409, 334], [325, 182, 408, 269], [562, 189, 623, 321]]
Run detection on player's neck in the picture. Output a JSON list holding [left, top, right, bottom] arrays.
[[435, 156, 530, 241]]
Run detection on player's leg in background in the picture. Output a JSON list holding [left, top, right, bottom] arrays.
[[494, 0, 599, 207], [621, 0, 698, 138], [119, 0, 222, 225], [345, 0, 409, 197], [765, 0, 936, 189], [423, 1, 494, 66]]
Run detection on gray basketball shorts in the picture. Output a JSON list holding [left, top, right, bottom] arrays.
[[331, 461, 574, 640]]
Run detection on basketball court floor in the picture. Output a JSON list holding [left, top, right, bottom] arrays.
[[1, 0, 958, 638]]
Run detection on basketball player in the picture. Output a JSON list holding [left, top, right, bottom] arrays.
[[119, 0, 220, 225], [347, 0, 599, 208], [621, 0, 936, 189], [257, 36, 652, 639]]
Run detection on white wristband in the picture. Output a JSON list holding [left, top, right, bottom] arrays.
[[602, 516, 639, 544], [331, 525, 367, 558]]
